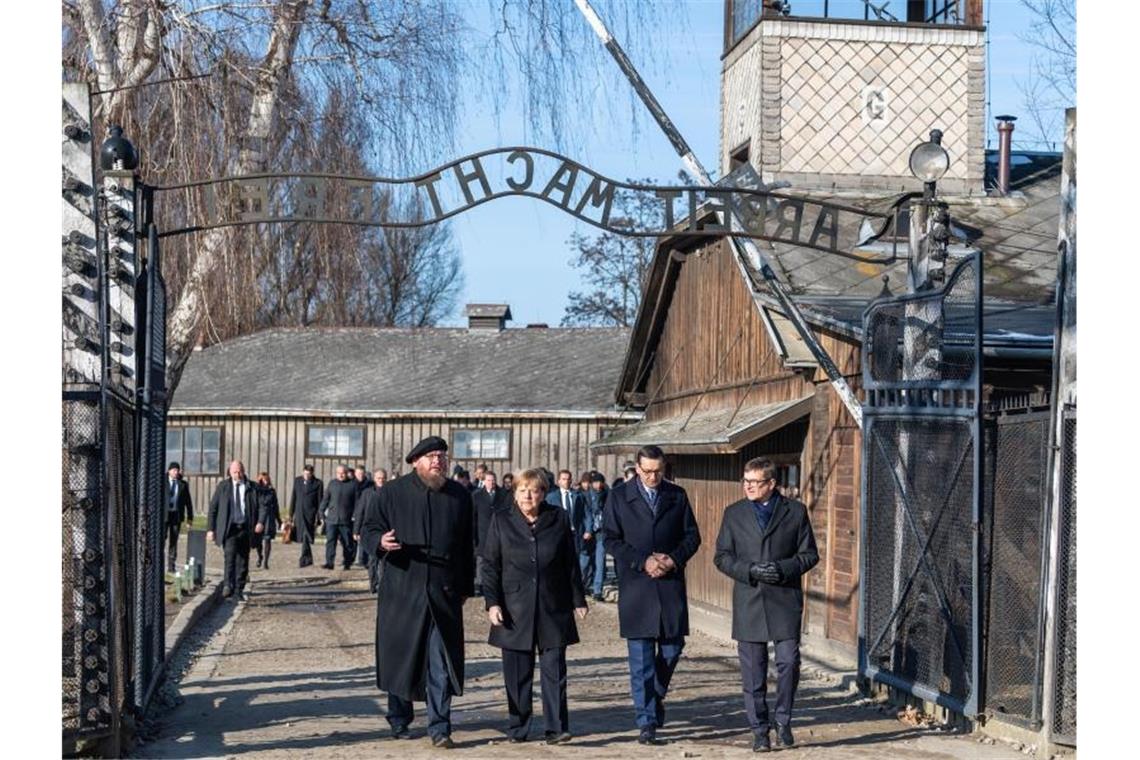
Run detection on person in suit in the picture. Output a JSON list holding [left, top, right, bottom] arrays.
[[585, 472, 610, 601], [603, 445, 701, 745], [351, 465, 372, 567], [358, 436, 475, 749], [472, 470, 510, 595], [355, 467, 389, 593], [320, 465, 358, 570], [207, 460, 260, 598], [483, 468, 588, 744], [165, 461, 193, 572], [546, 470, 591, 585], [289, 465, 323, 567], [714, 458, 819, 751], [253, 472, 280, 570]]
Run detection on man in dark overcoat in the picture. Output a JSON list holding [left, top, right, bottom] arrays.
[[165, 461, 194, 572], [472, 469, 509, 595], [713, 457, 819, 751], [320, 465, 358, 570], [207, 459, 260, 598], [603, 445, 701, 745], [358, 436, 475, 749], [289, 464, 323, 567]]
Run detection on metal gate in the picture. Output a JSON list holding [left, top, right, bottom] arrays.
[[858, 252, 983, 716], [982, 398, 1050, 727]]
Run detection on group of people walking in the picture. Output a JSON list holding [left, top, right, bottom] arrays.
[[189, 434, 818, 751], [349, 435, 819, 752]]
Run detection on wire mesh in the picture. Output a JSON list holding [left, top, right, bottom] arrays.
[[1052, 412, 1076, 741], [983, 410, 1049, 726], [63, 395, 108, 733], [864, 416, 975, 703]]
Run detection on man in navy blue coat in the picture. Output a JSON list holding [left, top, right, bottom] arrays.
[[603, 445, 701, 745]]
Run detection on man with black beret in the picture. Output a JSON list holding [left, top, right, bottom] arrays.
[[358, 436, 475, 749]]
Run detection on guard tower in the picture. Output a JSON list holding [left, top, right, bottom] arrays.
[[721, 0, 985, 194]]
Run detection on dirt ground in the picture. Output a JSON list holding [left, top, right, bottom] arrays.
[[135, 540, 1032, 759]]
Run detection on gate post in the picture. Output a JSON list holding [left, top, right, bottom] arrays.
[[63, 81, 122, 755]]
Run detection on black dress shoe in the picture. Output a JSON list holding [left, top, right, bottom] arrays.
[[255, 558, 263, 568], [430, 734, 455, 749], [593, 593, 605, 602], [322, 563, 334, 570], [775, 723, 794, 747], [221, 585, 234, 598], [752, 731, 771, 752], [389, 725, 411, 740], [545, 731, 572, 745], [508, 736, 527, 743]]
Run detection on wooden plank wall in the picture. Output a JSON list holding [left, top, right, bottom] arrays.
[[636, 238, 865, 648], [170, 415, 628, 514]]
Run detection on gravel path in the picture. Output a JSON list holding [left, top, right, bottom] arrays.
[[135, 540, 1029, 759]]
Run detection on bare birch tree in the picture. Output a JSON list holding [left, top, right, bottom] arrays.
[[63, 0, 678, 398], [1017, 0, 1075, 146]]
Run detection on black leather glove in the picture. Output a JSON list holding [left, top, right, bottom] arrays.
[[749, 561, 783, 585]]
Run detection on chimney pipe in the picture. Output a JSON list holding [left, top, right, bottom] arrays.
[[996, 115, 1017, 195]]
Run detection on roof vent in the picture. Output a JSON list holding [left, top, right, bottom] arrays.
[[525, 323, 549, 329], [465, 303, 512, 331]]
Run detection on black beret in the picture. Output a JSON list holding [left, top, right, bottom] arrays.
[[406, 435, 448, 464], [168, 461, 181, 471], [590, 472, 607, 483]]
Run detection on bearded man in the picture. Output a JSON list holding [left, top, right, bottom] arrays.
[[358, 436, 475, 749]]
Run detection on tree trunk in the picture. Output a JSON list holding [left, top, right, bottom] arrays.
[[164, 0, 310, 401]]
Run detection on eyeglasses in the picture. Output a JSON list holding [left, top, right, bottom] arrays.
[[422, 452, 449, 461], [741, 477, 774, 487]]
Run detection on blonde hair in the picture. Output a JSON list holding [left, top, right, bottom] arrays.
[[512, 468, 548, 496]]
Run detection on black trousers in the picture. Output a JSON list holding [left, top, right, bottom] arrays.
[[386, 619, 455, 739], [165, 516, 181, 571], [223, 524, 251, 592], [501, 645, 569, 739], [738, 639, 801, 734], [298, 517, 316, 566], [326, 524, 354, 568]]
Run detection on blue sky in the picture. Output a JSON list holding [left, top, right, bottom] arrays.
[[437, 0, 1065, 327]]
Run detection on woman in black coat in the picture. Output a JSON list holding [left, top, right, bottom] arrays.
[[254, 472, 280, 569], [482, 468, 588, 744]]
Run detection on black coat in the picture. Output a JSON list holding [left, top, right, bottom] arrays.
[[472, 486, 510, 550], [603, 479, 702, 639], [289, 476, 323, 541], [482, 503, 587, 651], [358, 472, 475, 702], [351, 478, 371, 527], [321, 478, 357, 526], [256, 485, 281, 540], [165, 477, 194, 528], [207, 478, 259, 546], [713, 494, 820, 642]]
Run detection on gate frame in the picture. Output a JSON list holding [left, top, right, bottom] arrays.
[[856, 251, 984, 718]]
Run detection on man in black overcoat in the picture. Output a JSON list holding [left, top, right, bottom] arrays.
[[207, 459, 260, 598], [603, 445, 701, 745], [713, 457, 819, 751], [472, 469, 509, 595], [289, 464, 323, 567], [165, 461, 194, 572], [358, 436, 475, 749]]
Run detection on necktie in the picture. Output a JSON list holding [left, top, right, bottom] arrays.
[[170, 480, 177, 507], [234, 482, 242, 519], [646, 486, 657, 515]]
